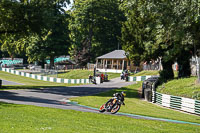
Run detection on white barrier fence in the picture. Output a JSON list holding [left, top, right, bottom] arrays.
[[1, 68, 90, 84], [152, 91, 200, 115]]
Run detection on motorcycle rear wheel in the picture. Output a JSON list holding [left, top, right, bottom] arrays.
[[111, 104, 121, 114]]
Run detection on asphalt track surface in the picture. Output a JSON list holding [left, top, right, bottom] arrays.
[[2, 79, 24, 85], [0, 78, 134, 113], [0, 78, 200, 126]]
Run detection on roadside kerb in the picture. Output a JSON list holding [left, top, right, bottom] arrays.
[[0, 68, 90, 84]]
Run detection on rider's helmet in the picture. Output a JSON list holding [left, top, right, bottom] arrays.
[[121, 91, 126, 97]]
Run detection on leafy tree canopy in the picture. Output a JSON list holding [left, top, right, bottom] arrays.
[[0, 0, 71, 67], [121, 0, 200, 80], [69, 0, 125, 66]]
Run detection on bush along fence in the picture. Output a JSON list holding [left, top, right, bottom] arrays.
[[0, 68, 90, 84], [128, 75, 159, 82], [152, 91, 200, 115]]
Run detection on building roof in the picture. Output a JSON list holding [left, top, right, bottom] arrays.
[[97, 50, 127, 59]]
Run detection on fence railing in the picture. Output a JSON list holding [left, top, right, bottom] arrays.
[[128, 75, 159, 82], [152, 91, 200, 115], [96, 64, 123, 70], [0, 68, 90, 84]]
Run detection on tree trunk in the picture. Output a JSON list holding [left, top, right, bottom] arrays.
[[159, 60, 174, 82], [50, 56, 54, 69], [23, 56, 28, 65], [38, 59, 45, 69], [177, 50, 191, 78]]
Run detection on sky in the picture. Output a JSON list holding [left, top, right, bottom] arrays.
[[65, 0, 73, 10]]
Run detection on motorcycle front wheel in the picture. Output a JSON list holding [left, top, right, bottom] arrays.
[[99, 104, 106, 112], [111, 104, 121, 114]]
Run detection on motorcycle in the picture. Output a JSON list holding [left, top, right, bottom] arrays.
[[99, 97, 125, 114]]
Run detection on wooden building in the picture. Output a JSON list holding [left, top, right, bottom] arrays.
[[96, 50, 133, 73]]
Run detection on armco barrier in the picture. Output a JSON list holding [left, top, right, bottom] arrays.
[[128, 75, 159, 82], [1, 68, 90, 84], [152, 91, 200, 115]]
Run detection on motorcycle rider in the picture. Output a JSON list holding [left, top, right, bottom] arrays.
[[113, 91, 126, 105], [100, 91, 126, 113]]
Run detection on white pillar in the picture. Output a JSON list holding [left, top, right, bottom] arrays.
[[112, 60, 114, 69], [101, 60, 103, 69], [117, 60, 119, 69], [106, 59, 108, 68], [103, 59, 105, 69], [96, 59, 98, 68]]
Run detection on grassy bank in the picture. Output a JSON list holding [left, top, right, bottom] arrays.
[[131, 70, 160, 76], [50, 69, 120, 80], [71, 82, 200, 124], [0, 102, 199, 133], [0, 71, 77, 90], [130, 70, 178, 77], [157, 76, 200, 100]]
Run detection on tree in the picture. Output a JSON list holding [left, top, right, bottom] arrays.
[[121, 0, 200, 81], [0, 0, 71, 68], [69, 0, 125, 67], [25, 11, 71, 68]]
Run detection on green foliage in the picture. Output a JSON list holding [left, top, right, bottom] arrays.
[[69, 0, 125, 66], [121, 0, 156, 64], [0, 0, 71, 66], [121, 0, 200, 80]]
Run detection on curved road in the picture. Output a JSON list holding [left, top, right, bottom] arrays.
[[0, 78, 134, 113]]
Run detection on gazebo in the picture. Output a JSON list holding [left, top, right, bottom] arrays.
[[96, 50, 132, 73]]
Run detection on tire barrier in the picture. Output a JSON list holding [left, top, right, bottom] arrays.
[[142, 76, 159, 99], [152, 91, 200, 116], [1, 68, 90, 84]]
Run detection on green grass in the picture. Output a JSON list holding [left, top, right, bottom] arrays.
[[0, 102, 199, 133], [157, 76, 200, 100], [130, 70, 178, 77], [53, 69, 94, 79], [0, 71, 77, 90], [49, 69, 120, 80], [131, 70, 160, 76], [70, 82, 200, 124]]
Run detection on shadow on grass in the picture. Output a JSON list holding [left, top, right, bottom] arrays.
[[0, 85, 66, 90], [57, 71, 70, 74], [0, 101, 22, 108]]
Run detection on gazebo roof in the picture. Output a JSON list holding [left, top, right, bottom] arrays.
[[97, 50, 127, 59]]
